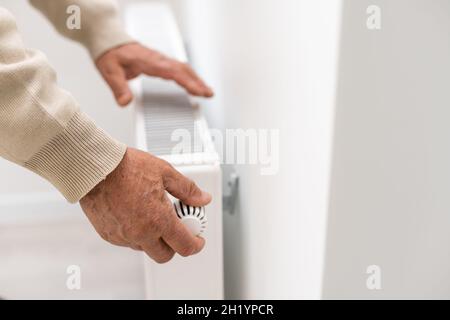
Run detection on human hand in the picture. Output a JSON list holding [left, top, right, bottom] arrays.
[[95, 43, 214, 106], [79, 147, 212, 263]]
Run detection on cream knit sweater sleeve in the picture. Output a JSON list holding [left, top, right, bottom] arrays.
[[0, 2, 133, 203], [29, 0, 134, 59]]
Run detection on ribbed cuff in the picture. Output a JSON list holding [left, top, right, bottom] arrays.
[[24, 112, 127, 203], [84, 16, 135, 60]]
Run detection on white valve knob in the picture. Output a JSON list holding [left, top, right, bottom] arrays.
[[173, 200, 207, 236]]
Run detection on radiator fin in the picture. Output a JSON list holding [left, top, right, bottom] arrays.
[[142, 79, 203, 156]]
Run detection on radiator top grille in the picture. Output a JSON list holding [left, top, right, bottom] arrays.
[[142, 79, 204, 156]]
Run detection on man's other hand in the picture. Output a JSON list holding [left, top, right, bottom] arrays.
[[79, 148, 212, 263], [95, 43, 214, 106]]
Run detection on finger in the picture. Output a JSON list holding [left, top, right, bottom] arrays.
[[142, 56, 213, 97], [163, 165, 212, 207], [183, 64, 214, 97], [171, 64, 213, 97], [141, 238, 175, 264], [162, 210, 206, 257], [99, 61, 133, 106]]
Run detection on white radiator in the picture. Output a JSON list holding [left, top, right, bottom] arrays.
[[126, 3, 224, 300]]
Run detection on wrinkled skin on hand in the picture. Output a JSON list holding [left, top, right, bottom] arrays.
[[80, 148, 212, 263], [96, 42, 214, 106]]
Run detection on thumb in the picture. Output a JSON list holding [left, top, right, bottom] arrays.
[[99, 62, 133, 106], [163, 165, 212, 207]]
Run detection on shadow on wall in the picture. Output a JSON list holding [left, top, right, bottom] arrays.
[[323, 0, 450, 299]]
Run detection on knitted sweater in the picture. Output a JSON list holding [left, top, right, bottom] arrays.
[[0, 0, 134, 203]]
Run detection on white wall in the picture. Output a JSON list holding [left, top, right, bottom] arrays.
[[168, 0, 342, 299], [323, 0, 450, 299]]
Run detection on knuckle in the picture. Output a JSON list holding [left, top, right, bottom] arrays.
[[98, 231, 111, 242], [154, 252, 175, 264], [177, 241, 195, 257], [161, 164, 176, 181], [180, 62, 189, 71], [179, 247, 194, 257], [160, 160, 173, 174], [98, 231, 126, 247], [159, 60, 176, 75], [101, 62, 119, 76], [130, 244, 142, 251]]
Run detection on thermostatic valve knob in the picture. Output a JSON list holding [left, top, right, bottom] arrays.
[[173, 200, 207, 236]]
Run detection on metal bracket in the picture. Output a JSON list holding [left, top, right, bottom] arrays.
[[223, 172, 239, 215]]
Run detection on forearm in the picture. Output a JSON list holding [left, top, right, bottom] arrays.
[[0, 8, 126, 203], [29, 0, 134, 59]]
